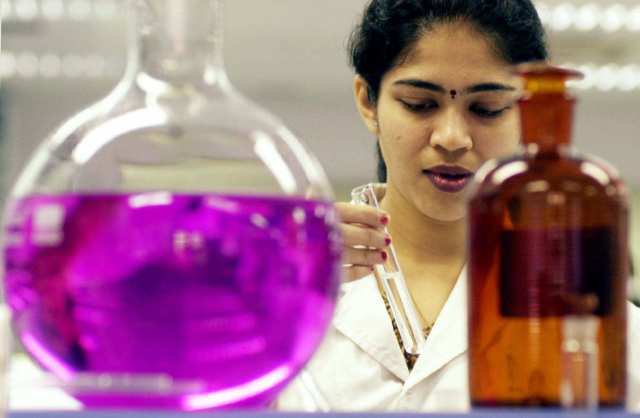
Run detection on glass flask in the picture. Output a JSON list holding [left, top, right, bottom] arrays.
[[468, 65, 628, 407], [1, 0, 341, 410]]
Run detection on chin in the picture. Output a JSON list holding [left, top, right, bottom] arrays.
[[433, 210, 466, 223], [423, 189, 469, 222], [421, 201, 467, 223]]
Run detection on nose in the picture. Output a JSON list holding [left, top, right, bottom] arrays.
[[429, 107, 472, 155]]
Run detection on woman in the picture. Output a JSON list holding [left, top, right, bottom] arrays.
[[277, 0, 640, 412]]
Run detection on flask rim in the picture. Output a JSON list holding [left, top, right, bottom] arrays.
[[514, 61, 584, 80]]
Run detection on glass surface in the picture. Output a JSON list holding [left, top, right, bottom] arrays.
[[351, 183, 424, 355], [468, 65, 627, 408], [1, 0, 341, 410], [0, 306, 8, 416]]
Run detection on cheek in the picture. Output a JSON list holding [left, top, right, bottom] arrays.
[[474, 119, 520, 160], [379, 130, 426, 174], [378, 108, 426, 161]]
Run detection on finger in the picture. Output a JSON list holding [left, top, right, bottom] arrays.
[[340, 223, 390, 249], [335, 202, 389, 228], [343, 265, 375, 282], [343, 247, 387, 267]]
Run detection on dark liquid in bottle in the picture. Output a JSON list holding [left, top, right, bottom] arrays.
[[500, 227, 615, 317]]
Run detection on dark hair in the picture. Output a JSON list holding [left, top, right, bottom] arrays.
[[348, 0, 549, 182]]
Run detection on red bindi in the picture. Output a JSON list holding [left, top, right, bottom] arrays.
[[450, 89, 457, 99]]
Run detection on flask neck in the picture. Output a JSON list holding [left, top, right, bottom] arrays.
[[128, 0, 229, 89], [519, 92, 575, 150], [518, 74, 576, 150]]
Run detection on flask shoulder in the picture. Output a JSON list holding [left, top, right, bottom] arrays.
[[11, 77, 332, 200], [39, 81, 279, 165], [10, 82, 145, 197], [543, 149, 628, 200], [471, 150, 627, 202], [574, 152, 626, 187], [470, 153, 531, 200], [49, 80, 147, 154], [569, 153, 629, 205]]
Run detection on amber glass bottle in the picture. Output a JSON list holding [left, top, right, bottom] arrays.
[[468, 65, 628, 407]]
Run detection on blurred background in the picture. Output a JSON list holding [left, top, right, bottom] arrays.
[[1, 0, 639, 297]]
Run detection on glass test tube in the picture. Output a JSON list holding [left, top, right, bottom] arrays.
[[351, 183, 425, 355]]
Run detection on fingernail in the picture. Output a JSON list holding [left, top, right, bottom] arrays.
[[384, 236, 392, 246], [381, 251, 388, 262], [380, 215, 389, 225]]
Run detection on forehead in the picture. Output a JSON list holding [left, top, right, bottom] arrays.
[[385, 21, 516, 87]]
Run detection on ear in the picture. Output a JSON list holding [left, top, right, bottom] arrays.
[[353, 75, 379, 135]]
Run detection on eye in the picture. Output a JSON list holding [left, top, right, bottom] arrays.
[[400, 99, 439, 113], [470, 103, 511, 119]]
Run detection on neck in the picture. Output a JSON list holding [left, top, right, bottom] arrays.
[[381, 184, 467, 269], [128, 0, 230, 90]]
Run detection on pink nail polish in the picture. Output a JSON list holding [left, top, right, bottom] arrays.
[[385, 237, 392, 246], [381, 251, 388, 261], [380, 215, 389, 225]]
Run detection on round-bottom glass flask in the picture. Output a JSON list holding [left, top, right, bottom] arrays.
[[2, 0, 341, 410]]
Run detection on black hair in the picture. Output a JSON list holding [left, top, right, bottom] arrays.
[[347, 0, 549, 182]]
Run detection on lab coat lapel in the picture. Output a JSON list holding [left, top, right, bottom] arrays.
[[332, 276, 410, 382], [405, 267, 468, 389]]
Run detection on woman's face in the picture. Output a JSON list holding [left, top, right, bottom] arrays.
[[356, 21, 522, 222]]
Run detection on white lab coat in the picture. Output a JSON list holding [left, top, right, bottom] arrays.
[[276, 269, 640, 412]]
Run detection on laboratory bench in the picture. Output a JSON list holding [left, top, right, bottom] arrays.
[[6, 410, 640, 418]]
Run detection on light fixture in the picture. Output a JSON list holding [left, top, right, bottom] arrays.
[[602, 4, 626, 32], [67, 0, 91, 21], [14, 0, 37, 21], [16, 51, 39, 78], [0, 51, 116, 79], [565, 63, 640, 92], [39, 53, 62, 78], [1, 0, 117, 22], [575, 3, 599, 31], [537, 2, 640, 33], [550, 3, 575, 31], [628, 6, 640, 31], [40, 0, 63, 20]]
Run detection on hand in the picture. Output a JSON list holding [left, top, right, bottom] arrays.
[[335, 202, 391, 282]]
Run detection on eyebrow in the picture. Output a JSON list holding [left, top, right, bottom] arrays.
[[393, 79, 445, 93], [464, 83, 516, 94], [393, 79, 516, 94]]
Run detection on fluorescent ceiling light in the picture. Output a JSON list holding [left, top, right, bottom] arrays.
[[537, 2, 640, 32]]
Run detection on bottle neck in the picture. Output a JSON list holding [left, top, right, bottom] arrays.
[[127, 0, 229, 89], [518, 91, 575, 151]]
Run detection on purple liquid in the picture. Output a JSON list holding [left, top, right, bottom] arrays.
[[3, 193, 341, 410]]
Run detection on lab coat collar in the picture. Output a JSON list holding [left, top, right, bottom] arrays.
[[405, 267, 468, 389], [333, 276, 411, 381], [332, 266, 469, 387]]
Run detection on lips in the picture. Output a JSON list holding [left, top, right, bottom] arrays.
[[423, 165, 474, 193]]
